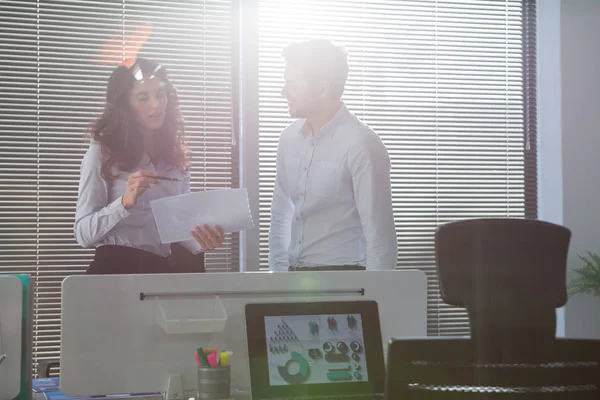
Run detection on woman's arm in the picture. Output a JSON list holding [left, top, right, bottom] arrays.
[[74, 143, 131, 247]]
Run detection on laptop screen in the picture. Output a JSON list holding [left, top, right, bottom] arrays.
[[265, 313, 369, 386], [246, 301, 385, 399]]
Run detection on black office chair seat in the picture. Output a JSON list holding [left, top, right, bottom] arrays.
[[386, 337, 600, 400]]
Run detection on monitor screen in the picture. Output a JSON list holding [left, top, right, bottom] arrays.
[[264, 313, 368, 386], [246, 301, 386, 399]]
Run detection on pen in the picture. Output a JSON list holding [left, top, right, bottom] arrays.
[[155, 176, 182, 182]]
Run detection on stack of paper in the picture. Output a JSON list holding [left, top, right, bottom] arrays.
[[150, 188, 255, 244]]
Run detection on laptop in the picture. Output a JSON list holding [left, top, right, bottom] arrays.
[[245, 301, 385, 400]]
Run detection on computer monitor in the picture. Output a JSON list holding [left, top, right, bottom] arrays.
[[245, 301, 386, 400], [60, 270, 426, 398], [0, 275, 33, 400]]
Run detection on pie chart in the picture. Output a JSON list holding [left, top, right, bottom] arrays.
[[278, 351, 310, 384]]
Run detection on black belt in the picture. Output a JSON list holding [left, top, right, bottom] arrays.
[[86, 244, 205, 275], [288, 265, 366, 272]]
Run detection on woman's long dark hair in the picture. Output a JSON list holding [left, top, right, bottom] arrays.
[[89, 58, 189, 180]]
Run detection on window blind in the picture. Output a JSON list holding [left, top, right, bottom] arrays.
[[257, 0, 537, 336], [0, 0, 236, 373]]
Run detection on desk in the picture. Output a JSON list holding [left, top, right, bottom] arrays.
[[60, 271, 427, 396], [33, 394, 250, 400], [32, 380, 251, 400]]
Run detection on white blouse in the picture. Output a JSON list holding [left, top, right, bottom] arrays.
[[74, 141, 199, 257]]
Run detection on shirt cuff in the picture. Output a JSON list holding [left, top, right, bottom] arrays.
[[269, 262, 290, 272], [109, 196, 131, 219], [177, 239, 205, 255]]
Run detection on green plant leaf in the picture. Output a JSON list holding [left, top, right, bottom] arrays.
[[568, 251, 600, 297]]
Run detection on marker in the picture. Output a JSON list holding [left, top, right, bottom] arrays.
[[194, 352, 201, 367], [203, 348, 218, 356], [207, 352, 218, 368], [219, 351, 230, 367], [196, 347, 210, 367]]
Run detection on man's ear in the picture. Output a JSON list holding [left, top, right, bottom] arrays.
[[319, 80, 333, 99]]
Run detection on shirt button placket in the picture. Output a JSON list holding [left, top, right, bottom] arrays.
[[296, 138, 316, 261]]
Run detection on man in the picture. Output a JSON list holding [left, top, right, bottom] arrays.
[[268, 39, 397, 271]]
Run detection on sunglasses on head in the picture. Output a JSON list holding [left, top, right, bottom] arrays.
[[120, 59, 163, 82]]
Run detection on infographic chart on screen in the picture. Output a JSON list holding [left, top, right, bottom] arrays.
[[264, 313, 368, 386]]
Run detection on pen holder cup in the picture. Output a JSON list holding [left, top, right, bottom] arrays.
[[197, 365, 231, 400]]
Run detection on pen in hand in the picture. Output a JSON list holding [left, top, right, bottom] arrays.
[[154, 176, 182, 182]]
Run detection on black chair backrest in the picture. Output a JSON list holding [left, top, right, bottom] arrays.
[[386, 337, 600, 400], [435, 218, 571, 309], [435, 218, 571, 363]]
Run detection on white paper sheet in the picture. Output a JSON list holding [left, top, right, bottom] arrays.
[[150, 188, 254, 244]]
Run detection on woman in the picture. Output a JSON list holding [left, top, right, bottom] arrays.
[[75, 58, 224, 274]]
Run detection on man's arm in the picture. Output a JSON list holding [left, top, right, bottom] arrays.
[[268, 141, 295, 271], [348, 132, 398, 270]]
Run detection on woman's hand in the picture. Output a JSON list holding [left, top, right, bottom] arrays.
[[121, 170, 158, 209], [191, 224, 225, 251]]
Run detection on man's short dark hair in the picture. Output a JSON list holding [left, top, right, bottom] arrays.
[[282, 39, 349, 99]]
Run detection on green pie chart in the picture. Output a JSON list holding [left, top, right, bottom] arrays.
[[278, 351, 310, 384]]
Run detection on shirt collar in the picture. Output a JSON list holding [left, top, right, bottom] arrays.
[[298, 102, 351, 139], [140, 152, 161, 170]]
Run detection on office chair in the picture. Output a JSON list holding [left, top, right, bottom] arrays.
[[435, 218, 571, 363], [384, 218, 594, 399], [386, 337, 600, 400]]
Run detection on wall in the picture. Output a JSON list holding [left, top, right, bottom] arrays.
[[561, 0, 600, 338]]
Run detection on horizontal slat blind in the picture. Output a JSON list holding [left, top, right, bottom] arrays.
[[257, 0, 536, 336], [0, 0, 236, 374]]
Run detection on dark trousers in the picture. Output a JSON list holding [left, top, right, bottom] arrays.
[[288, 265, 366, 271], [86, 244, 205, 274]]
